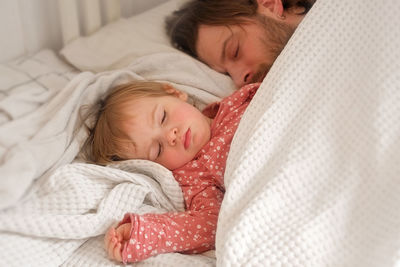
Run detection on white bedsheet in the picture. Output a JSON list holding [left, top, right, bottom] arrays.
[[217, 0, 400, 266], [0, 50, 77, 125]]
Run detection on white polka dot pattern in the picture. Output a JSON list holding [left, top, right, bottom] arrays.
[[217, 0, 400, 266]]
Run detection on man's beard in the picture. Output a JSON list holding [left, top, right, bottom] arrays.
[[250, 15, 296, 83]]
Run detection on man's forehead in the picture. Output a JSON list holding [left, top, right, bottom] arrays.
[[196, 25, 231, 70]]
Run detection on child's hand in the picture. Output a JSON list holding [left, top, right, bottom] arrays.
[[104, 223, 132, 262]]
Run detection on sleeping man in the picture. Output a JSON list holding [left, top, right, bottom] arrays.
[[166, 0, 316, 88]]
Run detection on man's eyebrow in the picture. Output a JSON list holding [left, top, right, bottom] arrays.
[[220, 31, 234, 63]]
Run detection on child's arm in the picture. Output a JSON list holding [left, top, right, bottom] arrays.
[[107, 184, 223, 263]]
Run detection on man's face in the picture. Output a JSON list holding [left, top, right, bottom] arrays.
[[196, 17, 294, 88]]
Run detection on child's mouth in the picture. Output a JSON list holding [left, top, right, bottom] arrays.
[[184, 128, 191, 149]]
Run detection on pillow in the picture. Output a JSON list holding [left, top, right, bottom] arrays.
[[60, 0, 188, 72]]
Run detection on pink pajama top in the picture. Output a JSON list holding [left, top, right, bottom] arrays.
[[119, 83, 260, 263]]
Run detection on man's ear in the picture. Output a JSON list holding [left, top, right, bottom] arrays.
[[257, 0, 284, 19], [163, 84, 188, 102]]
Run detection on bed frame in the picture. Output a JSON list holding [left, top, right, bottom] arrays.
[[58, 0, 121, 45]]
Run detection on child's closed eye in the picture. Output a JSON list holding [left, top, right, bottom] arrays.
[[157, 143, 163, 157], [161, 110, 166, 124], [157, 110, 166, 158]]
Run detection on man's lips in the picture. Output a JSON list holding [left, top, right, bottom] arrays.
[[183, 128, 191, 149]]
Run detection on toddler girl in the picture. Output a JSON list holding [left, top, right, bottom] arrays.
[[87, 81, 259, 263]]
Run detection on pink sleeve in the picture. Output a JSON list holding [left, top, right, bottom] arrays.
[[119, 185, 223, 263]]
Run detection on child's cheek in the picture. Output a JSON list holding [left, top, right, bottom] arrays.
[[160, 151, 188, 170]]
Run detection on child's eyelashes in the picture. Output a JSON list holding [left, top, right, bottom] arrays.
[[156, 110, 166, 159], [158, 109, 166, 158], [161, 110, 166, 124], [157, 143, 162, 157]]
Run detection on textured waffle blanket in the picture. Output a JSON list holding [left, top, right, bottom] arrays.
[[216, 0, 400, 266]]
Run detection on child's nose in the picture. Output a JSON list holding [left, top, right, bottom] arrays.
[[167, 128, 178, 146]]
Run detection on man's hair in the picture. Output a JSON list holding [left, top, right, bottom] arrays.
[[83, 81, 171, 165], [165, 0, 315, 58]]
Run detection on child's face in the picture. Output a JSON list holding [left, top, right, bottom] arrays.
[[120, 94, 212, 170]]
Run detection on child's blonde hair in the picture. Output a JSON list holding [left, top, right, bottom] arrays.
[[84, 81, 172, 165]]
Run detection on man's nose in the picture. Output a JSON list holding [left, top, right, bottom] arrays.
[[166, 127, 178, 146], [227, 63, 250, 88]]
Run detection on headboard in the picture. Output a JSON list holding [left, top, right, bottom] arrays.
[[58, 0, 122, 45]]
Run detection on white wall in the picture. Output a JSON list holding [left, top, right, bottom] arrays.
[[121, 0, 169, 16], [0, 0, 168, 62]]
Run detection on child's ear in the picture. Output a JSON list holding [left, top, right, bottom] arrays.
[[257, 0, 284, 19], [163, 84, 188, 102]]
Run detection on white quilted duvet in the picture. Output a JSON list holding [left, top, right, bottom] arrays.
[[217, 0, 400, 266]]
